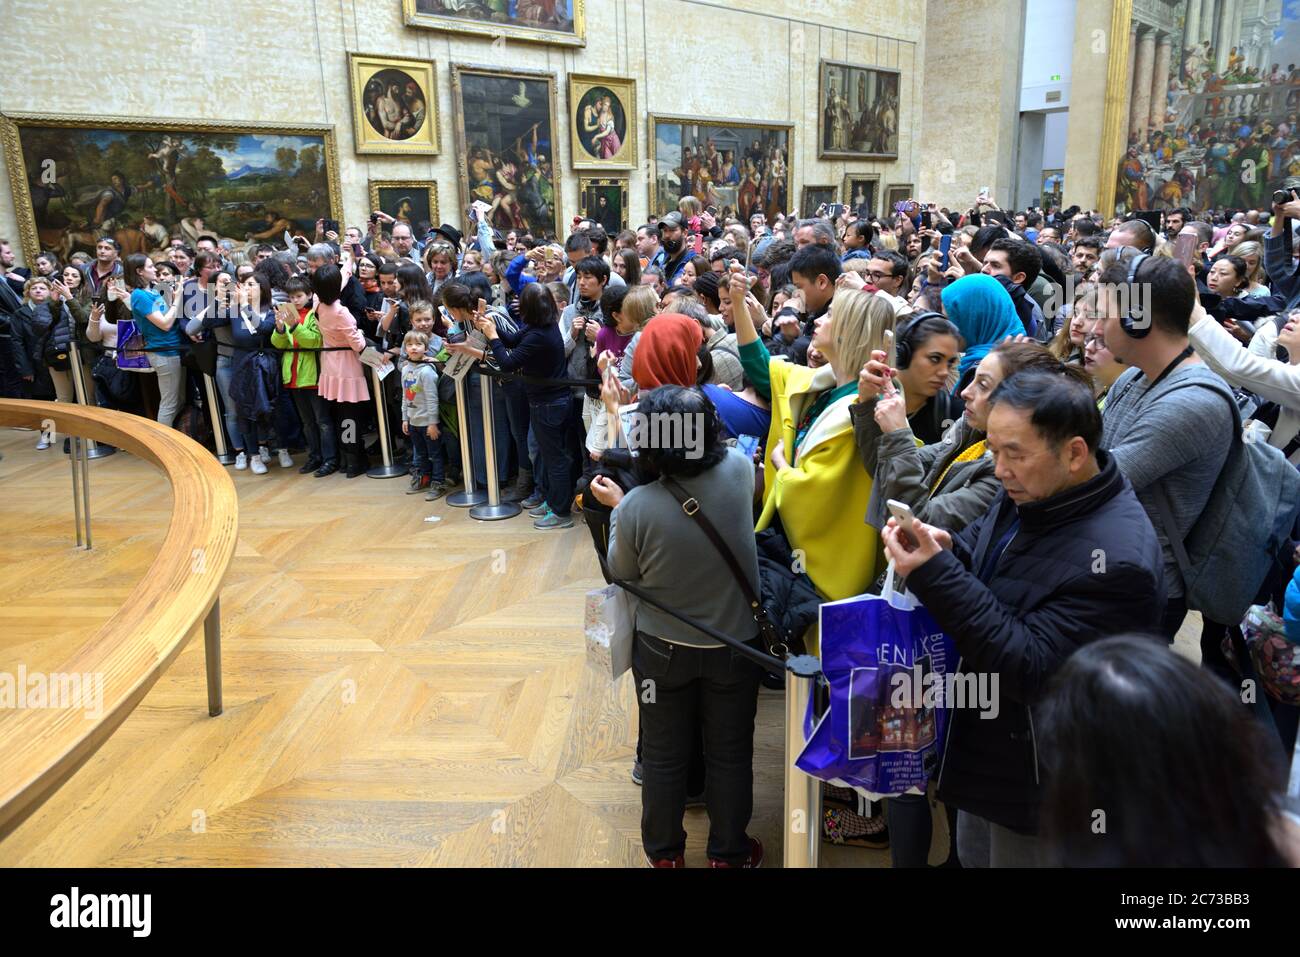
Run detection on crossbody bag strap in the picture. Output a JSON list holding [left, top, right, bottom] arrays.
[[658, 476, 764, 616]]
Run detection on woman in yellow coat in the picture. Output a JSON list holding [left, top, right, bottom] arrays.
[[729, 270, 894, 605]]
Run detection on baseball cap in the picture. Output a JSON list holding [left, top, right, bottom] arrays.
[[660, 211, 688, 231]]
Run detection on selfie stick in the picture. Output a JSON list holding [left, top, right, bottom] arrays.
[[469, 373, 520, 522], [367, 365, 406, 479], [447, 373, 486, 507]]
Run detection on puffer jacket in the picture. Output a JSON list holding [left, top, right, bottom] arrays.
[[852, 401, 1000, 533], [905, 451, 1165, 833]]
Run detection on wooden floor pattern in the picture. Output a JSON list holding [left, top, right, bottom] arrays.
[[0, 426, 914, 867]]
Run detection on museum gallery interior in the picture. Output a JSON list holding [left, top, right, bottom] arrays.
[[1, 0, 1299, 887]]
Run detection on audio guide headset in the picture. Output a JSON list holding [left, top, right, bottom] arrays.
[[894, 311, 962, 368], [1119, 248, 1152, 339]]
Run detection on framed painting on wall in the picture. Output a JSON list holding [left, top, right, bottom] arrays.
[[568, 73, 636, 170], [818, 60, 901, 159], [0, 113, 342, 264], [884, 184, 913, 216], [404, 0, 585, 48], [347, 52, 439, 156], [578, 177, 628, 234], [451, 64, 561, 239], [801, 185, 836, 218], [368, 180, 439, 231], [649, 115, 792, 223], [842, 174, 881, 218]]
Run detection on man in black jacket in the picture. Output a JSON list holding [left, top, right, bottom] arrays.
[[768, 244, 839, 365], [882, 367, 1165, 867]]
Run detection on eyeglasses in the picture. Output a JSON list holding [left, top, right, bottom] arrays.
[[1083, 334, 1107, 348], [866, 271, 894, 281]]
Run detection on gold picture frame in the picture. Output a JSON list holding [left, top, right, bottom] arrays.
[[347, 52, 440, 155], [403, 0, 585, 48], [648, 115, 793, 222], [568, 73, 636, 171], [450, 63, 561, 239], [801, 185, 836, 218], [578, 176, 629, 233], [368, 180, 440, 230], [0, 112, 343, 265], [817, 59, 902, 160], [884, 183, 914, 214], [842, 173, 882, 218]]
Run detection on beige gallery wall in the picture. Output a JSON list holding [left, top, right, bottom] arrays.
[[0, 0, 927, 258]]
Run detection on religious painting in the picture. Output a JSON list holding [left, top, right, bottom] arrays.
[[578, 177, 628, 234], [451, 64, 560, 239], [649, 116, 792, 223], [1104, 0, 1300, 216], [801, 185, 836, 219], [0, 113, 341, 264], [818, 61, 901, 159], [842, 174, 881, 219], [404, 0, 585, 48], [348, 53, 439, 155], [368, 180, 439, 232], [568, 74, 636, 170]]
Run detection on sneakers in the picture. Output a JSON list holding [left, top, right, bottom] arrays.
[[234, 452, 249, 470], [646, 853, 686, 868], [407, 474, 431, 494], [521, 491, 546, 509], [258, 445, 271, 463], [631, 761, 643, 786], [277, 448, 293, 469], [528, 502, 550, 518], [534, 510, 574, 530], [35, 436, 50, 451], [250, 456, 268, 475], [708, 837, 763, 869], [425, 482, 448, 501]]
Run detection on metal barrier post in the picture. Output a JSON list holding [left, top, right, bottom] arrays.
[[204, 598, 223, 717], [78, 430, 92, 548], [68, 432, 85, 549], [447, 372, 486, 507], [367, 365, 406, 478], [783, 654, 822, 869], [67, 340, 115, 459], [469, 372, 520, 521], [202, 372, 235, 465]]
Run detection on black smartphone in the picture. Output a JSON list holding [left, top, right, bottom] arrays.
[[920, 210, 933, 229], [322, 218, 339, 235]]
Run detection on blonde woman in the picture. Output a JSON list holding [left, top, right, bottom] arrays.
[[1226, 239, 1271, 297], [1049, 282, 1096, 364]]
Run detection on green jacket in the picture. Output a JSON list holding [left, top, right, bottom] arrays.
[[270, 308, 321, 388]]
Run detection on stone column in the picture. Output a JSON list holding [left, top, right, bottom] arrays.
[[1151, 33, 1173, 130], [1200, 0, 1217, 46], [1216, 0, 1236, 72], [1125, 22, 1139, 137], [1184, 0, 1203, 55], [1132, 27, 1157, 140]]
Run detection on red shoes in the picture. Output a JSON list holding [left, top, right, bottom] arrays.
[[708, 837, 764, 869]]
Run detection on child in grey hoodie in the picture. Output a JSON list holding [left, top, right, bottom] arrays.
[[400, 330, 447, 499]]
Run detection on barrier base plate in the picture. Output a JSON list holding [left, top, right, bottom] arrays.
[[367, 464, 408, 479], [447, 489, 487, 507], [469, 501, 522, 521]]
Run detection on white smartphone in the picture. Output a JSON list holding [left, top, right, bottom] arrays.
[[886, 498, 916, 546], [883, 328, 897, 369]]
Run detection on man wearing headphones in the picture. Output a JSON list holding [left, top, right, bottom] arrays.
[[1104, 218, 1157, 254], [1096, 252, 1235, 645]]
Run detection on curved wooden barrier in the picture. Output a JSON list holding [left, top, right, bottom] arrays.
[[0, 399, 237, 840]]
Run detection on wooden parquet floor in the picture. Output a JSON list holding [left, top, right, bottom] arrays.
[[0, 426, 909, 867]]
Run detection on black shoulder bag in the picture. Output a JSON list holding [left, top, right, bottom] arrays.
[[659, 476, 805, 660]]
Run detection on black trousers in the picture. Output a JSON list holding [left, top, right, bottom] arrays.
[[633, 631, 761, 864]]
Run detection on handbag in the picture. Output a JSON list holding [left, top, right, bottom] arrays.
[[659, 475, 805, 659], [114, 319, 151, 372], [584, 583, 634, 680], [182, 334, 218, 378]]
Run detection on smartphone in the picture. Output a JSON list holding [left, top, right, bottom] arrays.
[[886, 498, 917, 546], [884, 328, 897, 369], [352, 242, 364, 258], [1173, 231, 1199, 267], [323, 219, 339, 235], [736, 433, 760, 460], [939, 234, 953, 271], [920, 210, 933, 230]]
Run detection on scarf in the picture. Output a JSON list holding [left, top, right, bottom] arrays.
[[631, 313, 705, 389], [941, 274, 1024, 381]]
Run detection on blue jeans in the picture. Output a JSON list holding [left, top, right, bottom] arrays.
[[529, 395, 572, 516], [408, 424, 447, 483], [213, 355, 245, 451]]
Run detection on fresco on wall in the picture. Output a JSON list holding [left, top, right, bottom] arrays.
[[1114, 0, 1300, 214]]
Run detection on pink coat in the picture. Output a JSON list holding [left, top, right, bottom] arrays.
[[315, 300, 370, 403]]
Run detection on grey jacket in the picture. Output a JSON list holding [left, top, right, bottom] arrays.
[[851, 399, 1000, 533]]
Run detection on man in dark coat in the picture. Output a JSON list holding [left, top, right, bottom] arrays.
[[882, 366, 1165, 867]]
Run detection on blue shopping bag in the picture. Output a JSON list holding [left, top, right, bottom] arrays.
[[796, 564, 958, 799]]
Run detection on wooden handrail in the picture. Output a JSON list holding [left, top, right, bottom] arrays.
[[0, 399, 237, 840]]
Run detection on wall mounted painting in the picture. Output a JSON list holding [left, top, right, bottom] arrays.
[[568, 73, 636, 170], [884, 184, 914, 216], [404, 0, 584, 48], [801, 185, 836, 218], [818, 60, 901, 159], [649, 116, 792, 223], [451, 64, 560, 239], [842, 174, 881, 219], [0, 113, 341, 263], [368, 180, 439, 231], [578, 176, 628, 234], [348, 53, 439, 155]]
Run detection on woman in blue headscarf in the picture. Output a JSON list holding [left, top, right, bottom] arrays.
[[941, 273, 1024, 393]]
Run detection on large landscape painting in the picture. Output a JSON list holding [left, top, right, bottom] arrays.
[[2, 116, 340, 262]]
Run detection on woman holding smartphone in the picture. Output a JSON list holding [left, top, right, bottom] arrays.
[[122, 253, 186, 428]]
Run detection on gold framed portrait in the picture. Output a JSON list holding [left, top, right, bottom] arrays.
[[368, 180, 440, 230], [578, 176, 629, 233], [842, 173, 882, 218], [884, 184, 914, 215], [403, 0, 585, 48], [0, 112, 342, 265], [568, 74, 636, 171], [801, 185, 837, 218], [648, 115, 792, 222], [347, 52, 440, 156], [451, 63, 561, 239]]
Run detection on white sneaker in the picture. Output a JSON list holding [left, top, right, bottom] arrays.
[[250, 456, 268, 475], [234, 452, 248, 470], [258, 445, 271, 463], [35, 437, 50, 450], [277, 448, 293, 469]]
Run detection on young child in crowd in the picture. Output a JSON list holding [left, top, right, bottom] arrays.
[[545, 281, 571, 313], [271, 276, 337, 477], [400, 330, 447, 500]]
